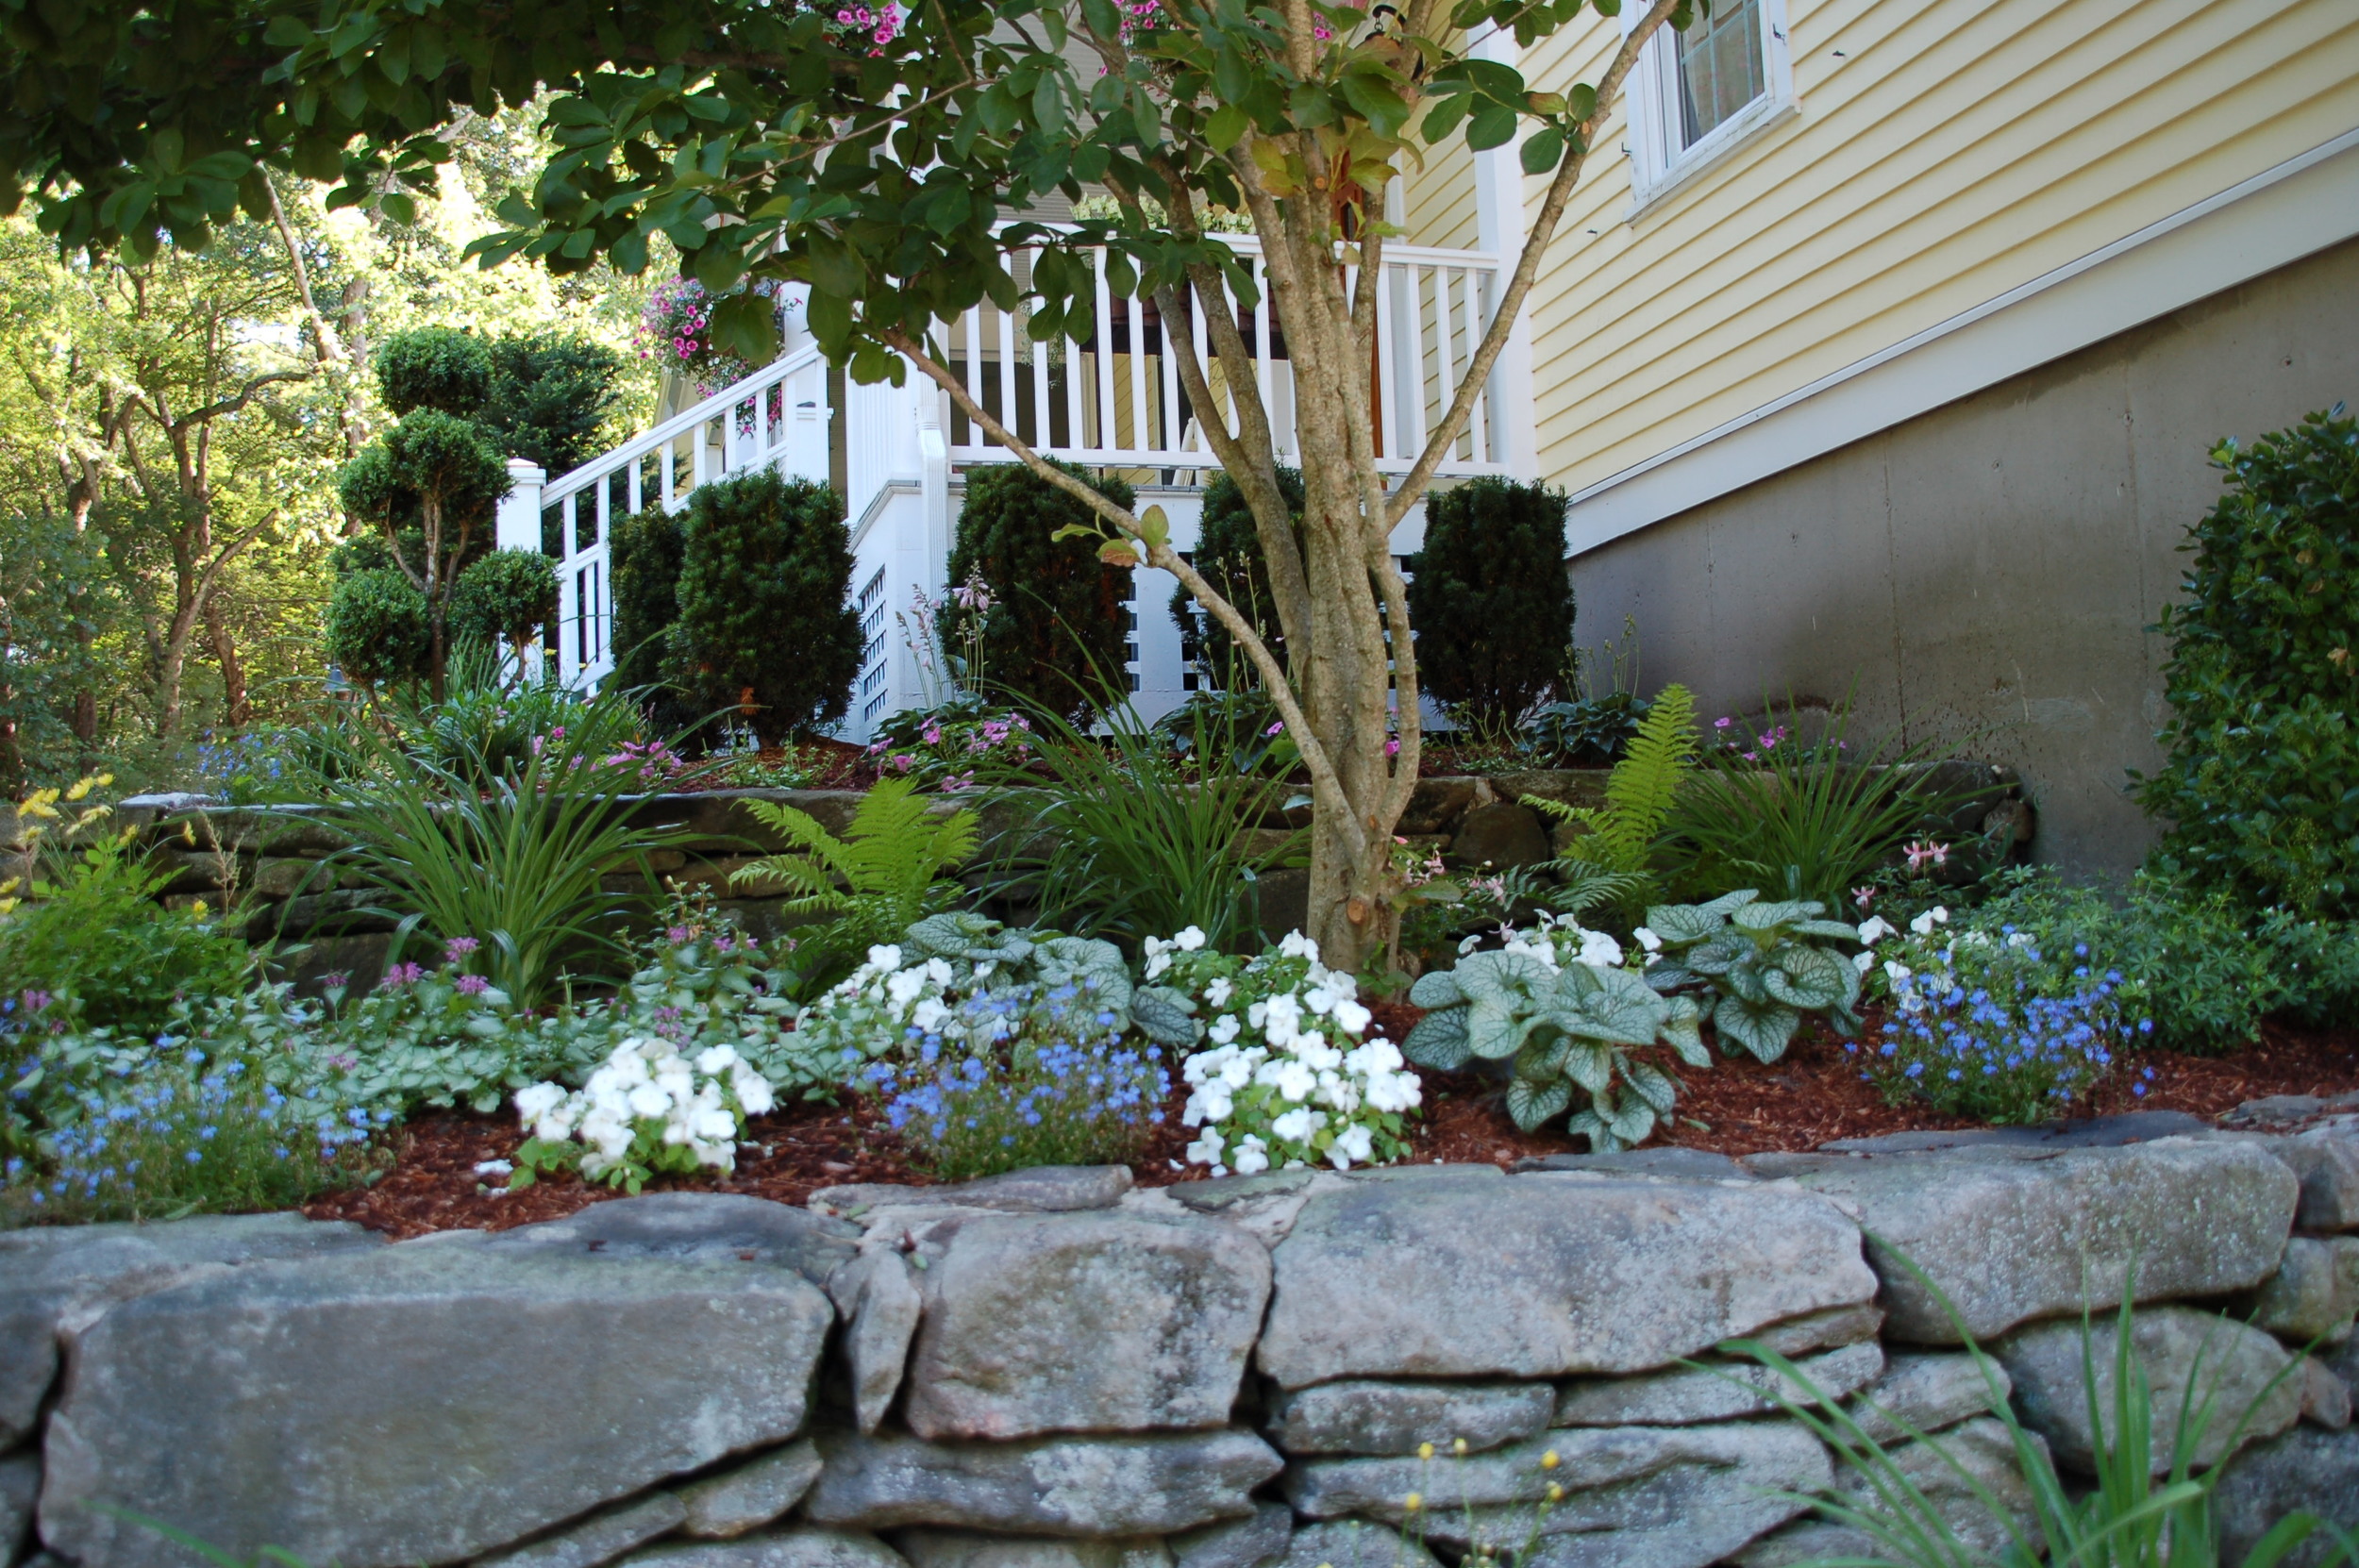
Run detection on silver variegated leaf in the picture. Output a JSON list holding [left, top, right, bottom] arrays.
[[1129, 985, 1202, 1047], [1409, 969, 1465, 1009], [1564, 1040, 1614, 1093], [1714, 992, 1802, 1063], [1641, 900, 1733, 945], [1515, 1031, 1572, 1082], [1601, 1089, 1659, 1146], [1566, 1107, 1619, 1154], [1452, 949, 1559, 1010], [1402, 1006, 1473, 1070], [1794, 918, 1866, 941], [1657, 994, 1710, 1067], [1732, 897, 1819, 933], [1506, 1075, 1572, 1131], [1464, 1002, 1526, 1060]]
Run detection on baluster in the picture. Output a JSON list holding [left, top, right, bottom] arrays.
[[1093, 249, 1116, 459]]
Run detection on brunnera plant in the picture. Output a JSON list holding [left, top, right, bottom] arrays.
[[20, 0, 1694, 970]]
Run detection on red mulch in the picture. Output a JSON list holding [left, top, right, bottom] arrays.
[[304, 1003, 2359, 1240], [673, 739, 878, 793]]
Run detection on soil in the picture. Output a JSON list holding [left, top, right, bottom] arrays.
[[304, 1001, 2359, 1241]]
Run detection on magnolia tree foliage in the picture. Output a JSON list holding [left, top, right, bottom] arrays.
[[3, 0, 1685, 964]]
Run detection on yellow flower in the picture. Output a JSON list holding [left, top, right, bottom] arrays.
[[190, 900, 209, 919], [1417, 1442, 1433, 1460], [63, 775, 98, 802], [1546, 1483, 1564, 1503], [1402, 1493, 1423, 1512], [1541, 1449, 1560, 1470], [1452, 1437, 1467, 1455]]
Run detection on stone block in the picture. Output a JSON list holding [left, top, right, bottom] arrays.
[[1762, 1140, 2298, 1343], [1166, 1503, 1292, 1568], [1445, 804, 1548, 870], [490, 1193, 860, 1291], [1256, 1169, 1874, 1388], [901, 1212, 1270, 1441], [1271, 1523, 1437, 1568], [1751, 1303, 1885, 1357], [802, 1429, 1281, 1537], [0, 1213, 380, 1448], [1511, 1150, 1748, 1179], [1848, 1352, 2006, 1445], [1996, 1306, 2300, 1475], [2300, 1358, 2352, 1430], [679, 1441, 825, 1539], [1735, 1419, 2041, 1567], [2, 1452, 36, 1565], [627, 1530, 912, 1568], [1396, 779, 1477, 837], [810, 1167, 1134, 1220], [2214, 1427, 2359, 1568], [894, 1530, 1169, 1568], [1287, 1423, 1828, 1567], [478, 1494, 689, 1568], [2244, 1235, 2359, 1343], [38, 1235, 833, 1568], [1263, 1379, 1555, 1455], [1552, 1341, 1882, 1426], [827, 1253, 923, 1434]]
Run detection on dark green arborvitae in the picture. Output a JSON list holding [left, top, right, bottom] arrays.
[[1407, 475, 1575, 730], [323, 567, 432, 690], [1167, 467, 1303, 689], [667, 469, 862, 744], [609, 503, 690, 727], [2137, 406, 2359, 917], [945, 459, 1136, 721]]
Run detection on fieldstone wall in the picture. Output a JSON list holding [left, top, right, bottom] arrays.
[[6, 763, 2028, 995], [5, 1104, 2356, 1568]]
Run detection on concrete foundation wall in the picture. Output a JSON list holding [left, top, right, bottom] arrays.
[[1564, 237, 2359, 879]]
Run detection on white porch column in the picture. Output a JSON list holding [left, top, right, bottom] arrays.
[[495, 459, 546, 552], [1468, 29, 1542, 482]]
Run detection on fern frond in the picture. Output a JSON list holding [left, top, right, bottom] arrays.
[[731, 778, 979, 919], [1548, 683, 1696, 878]]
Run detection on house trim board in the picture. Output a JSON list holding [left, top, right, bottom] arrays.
[[1561, 125, 2359, 557]]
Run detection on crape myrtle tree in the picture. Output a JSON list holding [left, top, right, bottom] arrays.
[[3, 0, 1684, 966]]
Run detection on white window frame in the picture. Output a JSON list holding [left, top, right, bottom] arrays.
[[1623, 0, 1799, 217]]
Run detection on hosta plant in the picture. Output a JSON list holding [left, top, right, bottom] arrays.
[[1156, 928, 1423, 1176], [510, 1036, 776, 1193], [1401, 916, 1706, 1149], [1637, 891, 1865, 1062]]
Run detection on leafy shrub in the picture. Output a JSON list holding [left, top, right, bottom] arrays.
[[323, 567, 434, 690], [944, 459, 1136, 721], [376, 325, 494, 414], [859, 992, 1170, 1182], [0, 780, 253, 1032], [2137, 406, 2359, 917], [1672, 704, 2006, 913], [1402, 917, 1706, 1148], [1519, 692, 1647, 766], [1637, 891, 1865, 1062], [1855, 904, 2143, 1122], [668, 469, 861, 744], [1531, 682, 1697, 903], [1156, 927, 1422, 1175], [1407, 476, 1575, 730], [731, 778, 979, 987], [865, 692, 1038, 789], [607, 503, 694, 730], [481, 332, 626, 476], [1166, 466, 1301, 686], [973, 698, 1301, 952], [511, 1035, 775, 1193], [449, 548, 559, 661]]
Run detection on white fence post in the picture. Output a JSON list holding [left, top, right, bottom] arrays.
[[496, 459, 546, 551]]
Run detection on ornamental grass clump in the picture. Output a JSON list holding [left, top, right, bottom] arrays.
[[860, 976, 1172, 1182], [1158, 928, 1422, 1175], [1853, 906, 2150, 1123], [510, 1035, 776, 1194]]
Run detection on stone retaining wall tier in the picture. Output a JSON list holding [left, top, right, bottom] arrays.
[[1, 1116, 2351, 1568]]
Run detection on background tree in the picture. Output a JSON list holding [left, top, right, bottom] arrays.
[[2, 0, 1686, 961], [1170, 467, 1302, 689], [947, 461, 1137, 721], [1407, 476, 1575, 732], [668, 470, 862, 745]]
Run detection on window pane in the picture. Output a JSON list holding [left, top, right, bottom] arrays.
[[1676, 0, 1765, 147]]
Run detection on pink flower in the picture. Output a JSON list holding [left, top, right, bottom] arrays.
[[667, 925, 693, 944], [1852, 887, 1877, 910], [377, 962, 426, 990], [1902, 840, 1950, 873], [443, 936, 480, 961], [1264, 721, 1284, 737], [1384, 737, 1400, 757], [455, 975, 491, 996]]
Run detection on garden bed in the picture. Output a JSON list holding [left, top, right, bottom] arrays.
[[303, 1004, 2359, 1241]]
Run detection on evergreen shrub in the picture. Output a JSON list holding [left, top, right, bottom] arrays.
[[450, 548, 559, 659], [1166, 467, 1302, 686], [2136, 406, 2359, 916], [945, 459, 1135, 721], [1407, 475, 1575, 730], [324, 567, 433, 689], [668, 470, 861, 743], [609, 504, 689, 727]]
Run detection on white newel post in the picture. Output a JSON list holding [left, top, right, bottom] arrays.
[[496, 459, 549, 681]]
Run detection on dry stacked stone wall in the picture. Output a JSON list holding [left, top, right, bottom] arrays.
[[10, 766, 2028, 994], [5, 1105, 2358, 1568]]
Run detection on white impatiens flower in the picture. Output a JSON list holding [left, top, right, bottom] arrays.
[[1332, 1124, 1374, 1167], [1174, 926, 1206, 952], [1266, 1059, 1317, 1102], [1853, 949, 1877, 976], [1271, 1106, 1324, 1145], [1909, 907, 1949, 936], [1205, 976, 1233, 1009], [510, 1034, 777, 1182], [1279, 931, 1317, 959], [1230, 1133, 1271, 1176], [1856, 915, 1896, 946], [1577, 928, 1625, 969], [1184, 1126, 1226, 1171], [1883, 959, 1914, 985], [1633, 926, 1663, 954]]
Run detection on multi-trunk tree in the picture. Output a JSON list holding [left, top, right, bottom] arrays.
[[6, 0, 1684, 965]]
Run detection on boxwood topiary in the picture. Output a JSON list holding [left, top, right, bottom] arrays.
[[945, 459, 1136, 720], [1406, 475, 1575, 731], [324, 566, 434, 690], [1166, 466, 1302, 688], [375, 326, 494, 415], [609, 503, 689, 728], [449, 548, 559, 661], [2136, 405, 2359, 917], [667, 469, 862, 744]]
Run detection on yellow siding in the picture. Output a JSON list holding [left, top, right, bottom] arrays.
[[1402, 99, 1481, 251], [1516, 0, 2359, 492]]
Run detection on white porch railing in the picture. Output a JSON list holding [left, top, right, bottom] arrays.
[[936, 235, 1511, 477], [544, 346, 831, 689]]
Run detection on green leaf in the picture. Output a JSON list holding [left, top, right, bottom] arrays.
[[1519, 125, 1564, 175], [1505, 1074, 1571, 1131], [1408, 969, 1464, 1009], [1714, 992, 1801, 1063], [1401, 1005, 1471, 1069], [1207, 105, 1251, 152], [1138, 504, 1170, 548], [1464, 1003, 1524, 1060], [1466, 102, 1519, 151]]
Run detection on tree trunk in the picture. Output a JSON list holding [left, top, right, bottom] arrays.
[[208, 596, 250, 727]]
